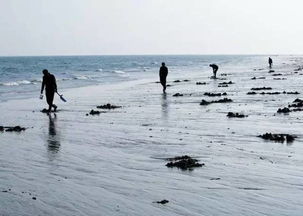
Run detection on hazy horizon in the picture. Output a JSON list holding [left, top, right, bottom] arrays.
[[1, 0, 303, 56]]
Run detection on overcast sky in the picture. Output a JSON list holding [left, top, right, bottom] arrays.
[[1, 0, 303, 56]]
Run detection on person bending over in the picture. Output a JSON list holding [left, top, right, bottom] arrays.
[[209, 64, 219, 79], [159, 62, 168, 93], [40, 69, 57, 113]]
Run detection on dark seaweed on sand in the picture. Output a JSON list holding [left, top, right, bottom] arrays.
[[227, 112, 247, 118], [204, 92, 227, 97], [200, 98, 232, 105], [97, 103, 121, 109], [89, 110, 101, 115], [219, 81, 234, 85], [0, 126, 26, 132], [173, 93, 184, 97], [154, 200, 169, 204], [251, 87, 272, 91], [165, 155, 204, 170], [258, 133, 296, 143], [196, 82, 207, 85]]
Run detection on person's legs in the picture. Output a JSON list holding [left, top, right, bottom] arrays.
[[161, 78, 166, 93], [160, 77, 166, 93], [213, 68, 218, 78], [46, 91, 55, 112]]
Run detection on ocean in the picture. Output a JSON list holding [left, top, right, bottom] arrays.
[[0, 55, 273, 102]]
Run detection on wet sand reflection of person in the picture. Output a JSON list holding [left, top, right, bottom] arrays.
[[161, 93, 168, 119], [47, 113, 60, 158]]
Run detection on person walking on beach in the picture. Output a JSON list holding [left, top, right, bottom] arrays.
[[40, 69, 57, 113], [159, 62, 168, 93], [209, 64, 219, 79], [268, 57, 273, 68]]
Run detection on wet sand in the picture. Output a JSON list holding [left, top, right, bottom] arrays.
[[1, 59, 303, 215]]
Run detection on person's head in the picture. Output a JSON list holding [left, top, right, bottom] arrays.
[[209, 64, 212, 67], [162, 62, 165, 66], [42, 69, 49, 76]]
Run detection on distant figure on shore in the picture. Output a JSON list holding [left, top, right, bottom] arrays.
[[209, 64, 219, 79], [159, 62, 168, 93], [268, 57, 273, 68], [40, 69, 57, 113]]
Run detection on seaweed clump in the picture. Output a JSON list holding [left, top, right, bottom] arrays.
[[0, 126, 26, 132], [97, 104, 121, 109], [227, 112, 247, 118], [204, 92, 227, 97], [166, 155, 204, 170], [251, 87, 272, 91], [200, 98, 232, 105], [258, 133, 296, 143], [173, 93, 184, 97], [196, 82, 207, 85]]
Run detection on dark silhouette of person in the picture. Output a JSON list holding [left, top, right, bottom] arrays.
[[209, 64, 219, 79], [159, 62, 168, 93], [41, 69, 57, 112], [268, 57, 273, 68]]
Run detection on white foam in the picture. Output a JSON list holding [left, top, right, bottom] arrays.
[[112, 70, 125, 74], [74, 76, 89, 80]]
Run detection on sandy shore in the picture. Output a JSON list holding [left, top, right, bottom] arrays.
[[0, 62, 303, 215]]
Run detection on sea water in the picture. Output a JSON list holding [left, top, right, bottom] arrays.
[[0, 55, 273, 102]]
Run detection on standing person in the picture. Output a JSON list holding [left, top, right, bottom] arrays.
[[159, 62, 168, 93], [209, 64, 219, 79], [268, 57, 273, 68], [40, 69, 57, 113]]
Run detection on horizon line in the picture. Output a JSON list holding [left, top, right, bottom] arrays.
[[0, 53, 300, 58]]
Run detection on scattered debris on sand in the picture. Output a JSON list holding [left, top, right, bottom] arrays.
[[204, 92, 227, 97], [183, 79, 190, 82], [97, 104, 121, 109], [268, 70, 275, 73], [272, 73, 283, 76], [247, 91, 299, 95], [277, 98, 303, 113], [88, 110, 101, 115], [165, 155, 204, 170], [277, 107, 291, 113], [288, 98, 303, 108], [218, 84, 229, 87], [258, 133, 296, 143], [251, 87, 272, 91], [173, 80, 181, 83], [173, 93, 184, 97], [196, 82, 207, 85], [0, 126, 26, 132], [227, 112, 247, 118], [200, 98, 233, 105], [247, 92, 257, 95], [273, 78, 287, 80], [251, 77, 266, 80], [154, 200, 169, 204], [219, 81, 234, 85]]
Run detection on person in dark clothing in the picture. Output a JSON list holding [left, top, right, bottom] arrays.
[[40, 69, 57, 112], [209, 64, 219, 79], [159, 62, 168, 93], [268, 57, 273, 68]]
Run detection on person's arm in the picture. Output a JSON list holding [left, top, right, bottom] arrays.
[[40, 77, 45, 94]]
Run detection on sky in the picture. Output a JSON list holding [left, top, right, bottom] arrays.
[[1, 0, 303, 56]]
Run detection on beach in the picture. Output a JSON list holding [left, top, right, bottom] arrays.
[[1, 55, 303, 215]]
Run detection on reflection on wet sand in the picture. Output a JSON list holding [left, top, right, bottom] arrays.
[[161, 93, 168, 119], [47, 114, 60, 159]]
